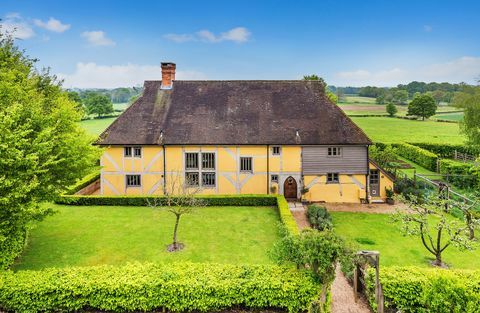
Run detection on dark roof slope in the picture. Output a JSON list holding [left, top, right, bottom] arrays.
[[97, 80, 371, 145]]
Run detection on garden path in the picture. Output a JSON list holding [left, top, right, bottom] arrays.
[[289, 204, 372, 313]]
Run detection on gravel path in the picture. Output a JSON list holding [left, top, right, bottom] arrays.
[[288, 202, 372, 313]]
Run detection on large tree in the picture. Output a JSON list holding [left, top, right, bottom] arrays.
[[0, 33, 101, 269], [454, 85, 480, 146], [407, 93, 437, 120], [84, 92, 114, 117]]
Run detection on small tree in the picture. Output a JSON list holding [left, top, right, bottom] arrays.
[[407, 93, 437, 121], [392, 194, 475, 267], [84, 92, 114, 117], [148, 172, 205, 252], [386, 103, 398, 117]]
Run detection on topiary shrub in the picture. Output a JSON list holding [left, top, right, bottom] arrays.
[[307, 205, 332, 231]]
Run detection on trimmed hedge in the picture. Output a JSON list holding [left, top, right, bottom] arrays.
[[64, 171, 100, 195], [55, 194, 278, 206], [276, 196, 300, 236], [395, 143, 438, 172], [408, 142, 480, 158], [0, 226, 27, 271], [366, 267, 480, 313], [438, 159, 479, 189], [0, 262, 322, 313]]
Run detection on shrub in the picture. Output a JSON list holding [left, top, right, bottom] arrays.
[[0, 262, 323, 313], [393, 177, 432, 202], [395, 143, 438, 171], [0, 226, 27, 270], [307, 205, 332, 231], [409, 142, 480, 158], [276, 196, 300, 236], [365, 266, 480, 313], [438, 159, 479, 189], [63, 171, 100, 195]]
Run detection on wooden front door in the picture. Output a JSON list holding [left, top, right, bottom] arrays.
[[369, 170, 380, 197], [283, 176, 298, 199]]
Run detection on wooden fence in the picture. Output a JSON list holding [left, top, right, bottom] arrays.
[[353, 251, 384, 313]]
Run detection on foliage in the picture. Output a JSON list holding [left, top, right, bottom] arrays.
[[63, 171, 100, 195], [83, 92, 114, 117], [369, 144, 399, 173], [385, 102, 397, 117], [392, 194, 475, 267], [366, 266, 480, 313], [407, 93, 437, 120], [358, 86, 385, 98], [0, 262, 322, 313], [438, 159, 480, 189], [409, 142, 480, 158], [393, 176, 430, 201], [276, 196, 300, 236], [66, 91, 83, 112], [0, 33, 100, 269], [385, 187, 394, 199], [454, 86, 480, 146], [395, 142, 438, 172], [307, 205, 332, 231]]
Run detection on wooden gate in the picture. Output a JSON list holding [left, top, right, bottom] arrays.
[[353, 251, 384, 313]]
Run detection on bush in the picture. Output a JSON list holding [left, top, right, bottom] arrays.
[[276, 196, 300, 236], [409, 142, 480, 158], [366, 266, 480, 313], [0, 226, 27, 270], [63, 171, 100, 195], [438, 159, 479, 189], [395, 143, 438, 171], [393, 177, 432, 202], [0, 262, 322, 313], [307, 205, 332, 231]]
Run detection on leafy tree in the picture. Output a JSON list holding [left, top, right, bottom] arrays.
[[393, 194, 475, 267], [386, 102, 398, 117], [392, 89, 409, 105], [0, 33, 101, 269], [303, 75, 338, 104], [66, 91, 83, 111], [407, 93, 437, 120], [428, 90, 446, 105], [453, 86, 480, 146], [369, 144, 400, 174], [84, 92, 114, 117]]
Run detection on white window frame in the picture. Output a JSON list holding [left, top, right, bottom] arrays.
[[240, 157, 253, 173], [327, 147, 342, 157], [124, 146, 142, 158], [126, 174, 141, 187], [272, 146, 281, 156], [184, 151, 216, 188], [326, 173, 339, 184], [124, 146, 132, 157]]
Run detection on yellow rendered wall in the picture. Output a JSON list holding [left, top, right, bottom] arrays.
[[303, 174, 367, 203], [369, 162, 394, 200]]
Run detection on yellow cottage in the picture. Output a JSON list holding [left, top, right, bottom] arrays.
[[96, 62, 393, 203]]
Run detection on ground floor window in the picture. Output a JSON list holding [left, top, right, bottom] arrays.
[[271, 174, 279, 183], [185, 172, 200, 186], [126, 174, 141, 187], [327, 173, 339, 184], [240, 157, 253, 172], [202, 172, 216, 187]]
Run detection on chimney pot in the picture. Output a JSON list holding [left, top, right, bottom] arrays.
[[161, 62, 176, 89]]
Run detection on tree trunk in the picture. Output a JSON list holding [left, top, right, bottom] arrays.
[[433, 253, 443, 267], [469, 226, 475, 240], [172, 214, 180, 249]]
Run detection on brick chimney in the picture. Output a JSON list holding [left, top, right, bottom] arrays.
[[161, 62, 176, 89]]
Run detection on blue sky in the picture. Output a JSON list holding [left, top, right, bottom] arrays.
[[1, 0, 480, 88]]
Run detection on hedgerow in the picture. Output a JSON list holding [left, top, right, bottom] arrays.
[[365, 267, 480, 313], [276, 196, 300, 235], [408, 142, 480, 158], [395, 143, 438, 171], [438, 159, 479, 189], [0, 262, 323, 313], [64, 171, 100, 195], [0, 226, 27, 271]]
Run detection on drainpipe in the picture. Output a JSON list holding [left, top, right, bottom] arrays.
[[267, 145, 270, 195], [366, 145, 370, 204]]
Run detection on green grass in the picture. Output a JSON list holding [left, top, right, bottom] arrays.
[[351, 117, 465, 144], [79, 117, 117, 135], [435, 112, 464, 121], [14, 205, 280, 270], [332, 212, 480, 269]]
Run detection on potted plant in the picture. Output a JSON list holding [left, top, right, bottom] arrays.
[[270, 185, 277, 194], [385, 187, 395, 205]]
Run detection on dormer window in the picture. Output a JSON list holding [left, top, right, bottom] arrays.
[[327, 147, 341, 157]]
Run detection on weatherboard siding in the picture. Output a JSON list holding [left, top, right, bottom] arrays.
[[302, 146, 368, 175]]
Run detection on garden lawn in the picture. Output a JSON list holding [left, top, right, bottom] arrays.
[[332, 212, 480, 269], [14, 205, 280, 270], [79, 117, 117, 135], [350, 117, 465, 144]]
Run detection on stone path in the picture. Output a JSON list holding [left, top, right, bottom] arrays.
[[288, 202, 371, 313]]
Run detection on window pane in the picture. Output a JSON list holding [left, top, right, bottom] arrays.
[[202, 172, 215, 187], [134, 147, 142, 157], [124, 147, 132, 157], [271, 174, 278, 183], [202, 152, 215, 170], [240, 157, 252, 172], [185, 153, 198, 169], [272, 146, 280, 155], [126, 174, 141, 187], [185, 172, 199, 186]]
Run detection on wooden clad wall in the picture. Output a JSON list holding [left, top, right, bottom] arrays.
[[302, 146, 368, 175]]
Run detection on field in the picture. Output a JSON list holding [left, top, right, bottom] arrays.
[[80, 117, 117, 135], [14, 205, 280, 270], [332, 212, 480, 269], [350, 117, 465, 144]]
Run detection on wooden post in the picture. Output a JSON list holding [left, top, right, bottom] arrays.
[[353, 266, 358, 302]]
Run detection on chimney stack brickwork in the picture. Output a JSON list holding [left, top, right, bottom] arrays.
[[161, 62, 176, 89]]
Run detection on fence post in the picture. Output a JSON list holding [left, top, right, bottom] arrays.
[[353, 266, 358, 302]]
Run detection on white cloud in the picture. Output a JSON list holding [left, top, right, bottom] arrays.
[[332, 56, 480, 86], [423, 25, 433, 32], [58, 62, 208, 88], [81, 30, 115, 46], [164, 27, 251, 43], [34, 17, 70, 33], [0, 13, 35, 39]]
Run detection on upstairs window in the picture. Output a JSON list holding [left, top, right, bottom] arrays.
[[124, 146, 141, 158], [185, 153, 199, 169], [271, 174, 279, 183], [272, 146, 281, 155], [327, 173, 339, 184], [126, 174, 141, 187], [185, 152, 216, 188], [202, 152, 215, 170], [327, 147, 342, 157], [240, 157, 253, 172]]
